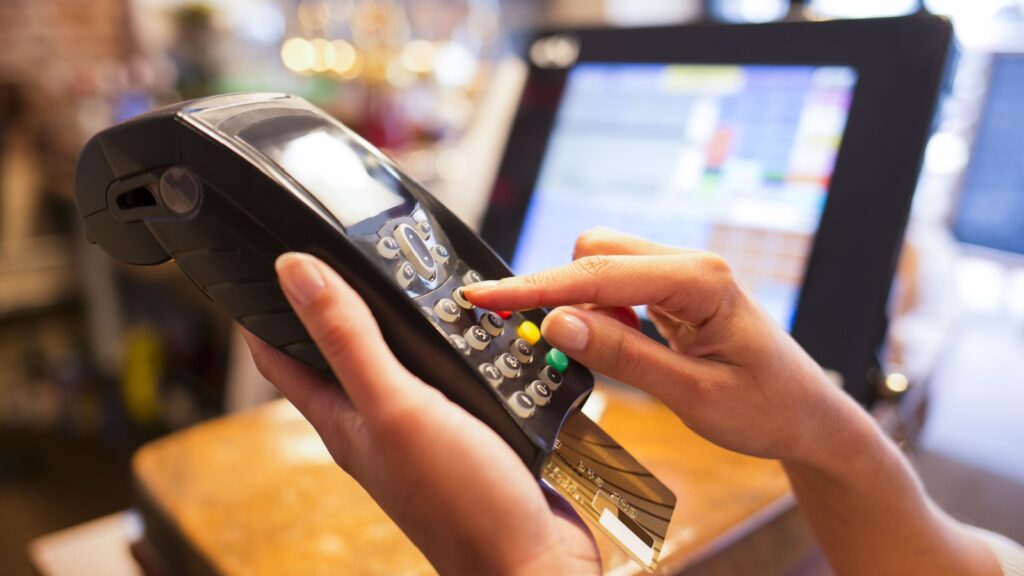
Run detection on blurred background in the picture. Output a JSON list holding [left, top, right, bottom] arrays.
[[0, 1, 1022, 574]]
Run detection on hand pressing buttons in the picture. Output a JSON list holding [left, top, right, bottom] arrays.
[[464, 325, 491, 351], [481, 312, 504, 337], [434, 298, 460, 323], [510, 339, 533, 364], [507, 391, 536, 418], [479, 363, 502, 388], [539, 365, 563, 390], [495, 353, 521, 379], [526, 380, 552, 406], [452, 287, 474, 310]]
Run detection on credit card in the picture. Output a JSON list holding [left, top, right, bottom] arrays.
[[541, 411, 676, 571]]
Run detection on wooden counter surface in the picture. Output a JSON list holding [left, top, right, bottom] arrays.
[[133, 384, 814, 575]]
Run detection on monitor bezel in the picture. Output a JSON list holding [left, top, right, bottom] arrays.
[[479, 15, 954, 405]]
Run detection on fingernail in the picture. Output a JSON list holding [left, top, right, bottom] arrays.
[[276, 253, 325, 307], [542, 310, 590, 353]]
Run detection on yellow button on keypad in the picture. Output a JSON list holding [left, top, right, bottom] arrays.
[[517, 321, 540, 346]]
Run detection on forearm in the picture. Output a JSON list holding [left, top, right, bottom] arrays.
[[783, 390, 1001, 576]]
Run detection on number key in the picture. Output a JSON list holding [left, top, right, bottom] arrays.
[[507, 391, 536, 418], [526, 380, 552, 406], [465, 325, 491, 350]]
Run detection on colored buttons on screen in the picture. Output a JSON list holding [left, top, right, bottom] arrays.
[[545, 348, 569, 372], [465, 325, 491, 350], [376, 236, 400, 259], [539, 365, 563, 389], [479, 363, 502, 388], [526, 381, 552, 406], [434, 298, 460, 323], [448, 334, 471, 356], [452, 287, 474, 310], [395, 223, 436, 280], [508, 391, 536, 418], [481, 312, 505, 337], [516, 321, 540, 346], [495, 353, 521, 379], [430, 245, 450, 265], [396, 261, 416, 288], [510, 339, 533, 364]]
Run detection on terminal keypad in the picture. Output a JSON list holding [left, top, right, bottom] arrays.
[[367, 204, 583, 432]]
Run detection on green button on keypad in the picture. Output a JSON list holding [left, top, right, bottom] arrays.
[[545, 348, 569, 372]]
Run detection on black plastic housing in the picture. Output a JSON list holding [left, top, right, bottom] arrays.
[[76, 94, 593, 475]]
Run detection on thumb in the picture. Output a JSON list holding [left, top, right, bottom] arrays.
[[541, 306, 716, 403]]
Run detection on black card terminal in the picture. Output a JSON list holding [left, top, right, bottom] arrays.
[[76, 94, 675, 570]]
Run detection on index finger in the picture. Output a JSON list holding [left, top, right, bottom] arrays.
[[572, 226, 690, 259], [463, 253, 735, 326]]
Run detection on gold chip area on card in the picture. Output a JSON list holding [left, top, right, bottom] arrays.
[[541, 412, 676, 572]]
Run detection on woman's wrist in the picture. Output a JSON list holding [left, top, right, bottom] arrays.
[[782, 368, 883, 478]]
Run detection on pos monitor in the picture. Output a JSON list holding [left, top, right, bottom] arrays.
[[480, 15, 953, 405], [952, 52, 1024, 259]]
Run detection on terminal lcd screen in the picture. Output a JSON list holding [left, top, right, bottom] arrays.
[[240, 116, 412, 230], [510, 63, 858, 327]]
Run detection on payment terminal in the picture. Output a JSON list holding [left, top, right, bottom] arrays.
[[75, 93, 675, 569]]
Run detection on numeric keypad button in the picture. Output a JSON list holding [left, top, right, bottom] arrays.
[[545, 348, 569, 372], [465, 325, 491, 350], [416, 220, 432, 239], [463, 269, 484, 285], [479, 363, 502, 388], [495, 353, 521, 379], [481, 312, 505, 337], [526, 380, 552, 406], [452, 287, 474, 310], [448, 334, 470, 356], [516, 321, 541, 346], [508, 391, 536, 418], [396, 261, 416, 288], [431, 245, 450, 265], [376, 236, 400, 259], [539, 365, 563, 390], [434, 299, 461, 323], [510, 339, 533, 364]]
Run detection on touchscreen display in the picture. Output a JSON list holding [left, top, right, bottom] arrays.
[[240, 116, 411, 230], [511, 64, 858, 327], [953, 54, 1024, 257]]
